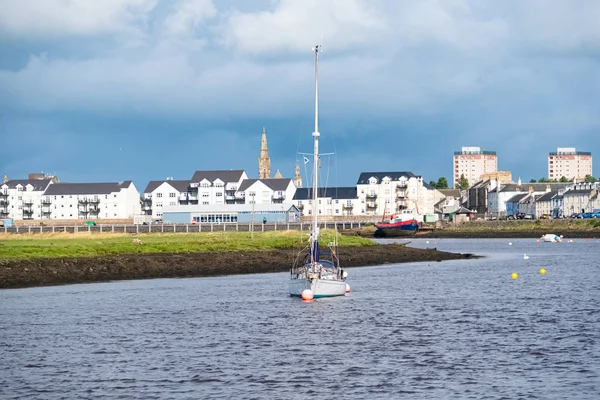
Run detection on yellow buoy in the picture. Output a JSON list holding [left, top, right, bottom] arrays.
[[301, 289, 314, 301], [540, 268, 547, 275], [511, 272, 518, 279]]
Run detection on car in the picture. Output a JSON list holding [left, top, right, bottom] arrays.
[[539, 214, 550, 219], [593, 211, 600, 218], [524, 213, 535, 220], [570, 213, 582, 219], [581, 212, 594, 218], [515, 212, 526, 220], [85, 221, 96, 226]]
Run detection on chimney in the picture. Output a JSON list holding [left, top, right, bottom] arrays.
[[528, 185, 534, 193], [546, 184, 550, 192], [3, 175, 7, 183]]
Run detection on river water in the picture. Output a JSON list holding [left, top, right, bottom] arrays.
[[1, 238, 599, 399]]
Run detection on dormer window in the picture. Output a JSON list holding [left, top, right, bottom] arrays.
[[368, 177, 378, 185]]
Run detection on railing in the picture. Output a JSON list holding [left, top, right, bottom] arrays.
[[0, 221, 365, 235], [366, 193, 377, 199]]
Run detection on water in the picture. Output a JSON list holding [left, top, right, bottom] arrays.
[[1, 239, 599, 399]]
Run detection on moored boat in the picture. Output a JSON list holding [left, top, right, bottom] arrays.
[[541, 234, 563, 243], [289, 45, 347, 299], [374, 209, 419, 238]]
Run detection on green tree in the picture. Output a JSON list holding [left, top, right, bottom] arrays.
[[559, 176, 571, 183], [457, 174, 470, 190], [436, 177, 449, 189], [529, 178, 537, 183], [583, 174, 597, 182], [538, 177, 549, 183], [429, 180, 438, 189]]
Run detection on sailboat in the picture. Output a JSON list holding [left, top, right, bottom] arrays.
[[289, 45, 348, 298]]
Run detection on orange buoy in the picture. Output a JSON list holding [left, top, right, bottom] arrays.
[[345, 283, 351, 293], [301, 289, 314, 301]]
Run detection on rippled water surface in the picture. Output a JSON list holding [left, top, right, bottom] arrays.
[[1, 238, 599, 399]]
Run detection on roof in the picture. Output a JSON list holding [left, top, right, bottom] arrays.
[[438, 189, 461, 198], [191, 170, 245, 183], [143, 180, 191, 193], [356, 171, 418, 185], [563, 189, 594, 195], [2, 179, 54, 191], [506, 193, 529, 203], [163, 203, 299, 214], [536, 191, 557, 202], [44, 181, 132, 196], [499, 182, 571, 193], [238, 178, 292, 192], [293, 187, 357, 200], [422, 182, 434, 190]]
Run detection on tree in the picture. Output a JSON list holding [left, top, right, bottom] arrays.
[[529, 179, 537, 183], [559, 176, 571, 183], [583, 174, 597, 183], [429, 180, 438, 189], [457, 174, 470, 190], [538, 177, 549, 183], [436, 177, 449, 189]]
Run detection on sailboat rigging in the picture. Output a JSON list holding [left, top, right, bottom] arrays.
[[289, 45, 348, 299]]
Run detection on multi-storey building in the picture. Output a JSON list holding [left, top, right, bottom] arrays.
[[453, 146, 498, 188], [548, 147, 592, 181], [41, 181, 141, 220], [0, 178, 56, 220], [142, 180, 191, 220], [355, 172, 434, 219], [237, 179, 296, 205], [293, 187, 358, 217]]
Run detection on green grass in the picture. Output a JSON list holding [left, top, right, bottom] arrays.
[[0, 230, 373, 260]]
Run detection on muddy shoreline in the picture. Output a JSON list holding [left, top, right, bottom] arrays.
[[0, 244, 475, 290]]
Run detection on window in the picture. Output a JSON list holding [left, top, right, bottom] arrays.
[[169, 201, 176, 206], [156, 193, 163, 198], [156, 203, 162, 207], [169, 193, 176, 198], [216, 192, 223, 197], [202, 192, 209, 197]]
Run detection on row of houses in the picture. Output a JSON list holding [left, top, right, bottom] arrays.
[[1, 169, 468, 223], [468, 178, 599, 218]]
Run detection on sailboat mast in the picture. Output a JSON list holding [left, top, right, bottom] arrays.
[[311, 45, 320, 244]]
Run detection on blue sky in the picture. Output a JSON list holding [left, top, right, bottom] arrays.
[[1, 0, 599, 190]]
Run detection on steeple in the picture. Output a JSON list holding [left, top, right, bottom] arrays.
[[294, 164, 302, 188], [258, 126, 271, 179], [3, 174, 7, 184]]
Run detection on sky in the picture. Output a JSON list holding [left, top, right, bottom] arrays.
[[1, 0, 599, 191]]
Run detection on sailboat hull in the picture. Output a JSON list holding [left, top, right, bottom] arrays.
[[289, 278, 346, 298]]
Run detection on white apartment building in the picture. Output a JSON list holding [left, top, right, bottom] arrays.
[[356, 172, 435, 220], [548, 147, 593, 181], [142, 180, 191, 220], [41, 181, 141, 220], [293, 187, 359, 217], [237, 179, 296, 205], [453, 146, 498, 188], [0, 179, 56, 220]]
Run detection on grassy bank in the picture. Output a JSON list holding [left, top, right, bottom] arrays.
[[0, 230, 374, 260]]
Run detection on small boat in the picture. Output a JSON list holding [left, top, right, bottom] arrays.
[[374, 209, 419, 238], [541, 234, 563, 243], [289, 45, 347, 299]]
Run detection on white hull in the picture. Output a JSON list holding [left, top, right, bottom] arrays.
[[541, 234, 562, 243], [289, 278, 346, 298]]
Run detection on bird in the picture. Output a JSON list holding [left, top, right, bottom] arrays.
[[523, 254, 529, 260]]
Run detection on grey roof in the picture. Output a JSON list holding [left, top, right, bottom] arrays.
[[238, 178, 292, 192], [438, 189, 461, 198], [44, 181, 132, 196], [499, 182, 571, 192], [506, 193, 529, 203], [536, 191, 557, 202], [293, 187, 357, 200], [2, 179, 54, 191], [563, 189, 594, 195], [143, 180, 190, 193], [423, 182, 434, 190], [191, 170, 245, 183], [356, 171, 418, 185]]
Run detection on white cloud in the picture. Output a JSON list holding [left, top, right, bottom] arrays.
[[163, 0, 217, 38], [0, 0, 157, 38]]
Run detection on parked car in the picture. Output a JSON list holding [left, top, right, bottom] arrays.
[[570, 213, 582, 219], [516, 212, 526, 220], [539, 214, 551, 219], [581, 212, 594, 218], [593, 211, 600, 218], [524, 214, 535, 220], [85, 221, 96, 226]]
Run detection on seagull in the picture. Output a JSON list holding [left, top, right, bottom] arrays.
[[508, 242, 513, 246], [523, 254, 529, 260]]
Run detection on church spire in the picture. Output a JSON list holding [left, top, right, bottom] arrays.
[[258, 127, 271, 179], [294, 164, 302, 188]]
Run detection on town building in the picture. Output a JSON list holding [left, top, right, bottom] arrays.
[[562, 182, 599, 216], [0, 177, 56, 220], [453, 146, 498, 188], [162, 203, 300, 224], [548, 147, 592, 181], [487, 180, 572, 218], [293, 187, 358, 217], [41, 181, 141, 220], [237, 178, 296, 205]]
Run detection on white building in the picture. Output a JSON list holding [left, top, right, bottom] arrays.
[[142, 180, 191, 220], [0, 178, 56, 220], [293, 187, 358, 217], [237, 178, 296, 205], [548, 147, 593, 181], [453, 146, 498, 188], [356, 172, 435, 219], [42, 181, 141, 220], [562, 182, 600, 216]]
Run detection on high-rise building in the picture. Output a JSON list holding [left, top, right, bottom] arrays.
[[548, 147, 592, 181], [258, 127, 271, 179], [453, 146, 498, 188]]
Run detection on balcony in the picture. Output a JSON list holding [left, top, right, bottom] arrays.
[[272, 193, 285, 200], [397, 190, 406, 198], [235, 192, 245, 199], [23, 200, 34, 206], [366, 202, 377, 209], [89, 207, 100, 214], [397, 181, 407, 188], [0, 211, 9, 218], [89, 199, 100, 205], [179, 193, 189, 201], [41, 198, 52, 205], [0, 200, 8, 207], [0, 193, 8, 199], [23, 209, 34, 216], [225, 195, 235, 201], [142, 204, 152, 211], [42, 209, 52, 215], [342, 204, 353, 209], [366, 193, 377, 199], [78, 198, 90, 204]]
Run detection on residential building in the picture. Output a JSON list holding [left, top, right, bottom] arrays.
[[0, 178, 56, 220], [293, 187, 358, 217], [142, 179, 191, 220], [488, 181, 570, 218], [548, 147, 592, 181], [356, 172, 435, 220], [453, 146, 498, 188], [535, 191, 557, 218], [258, 127, 271, 179], [41, 181, 141, 220], [434, 189, 463, 218], [237, 178, 296, 205], [562, 182, 600, 216]]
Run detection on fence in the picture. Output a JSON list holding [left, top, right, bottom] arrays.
[[0, 221, 365, 235]]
